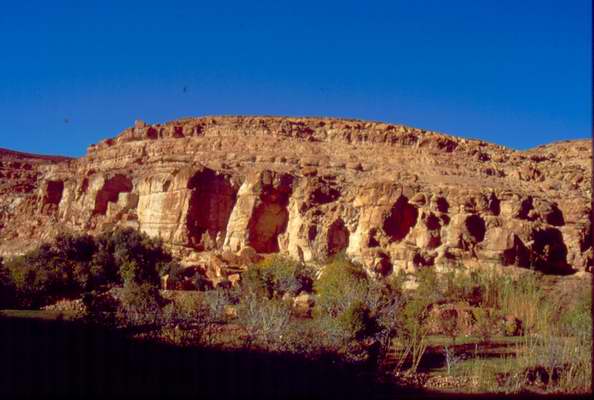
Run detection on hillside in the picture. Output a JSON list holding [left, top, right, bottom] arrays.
[[0, 116, 591, 275]]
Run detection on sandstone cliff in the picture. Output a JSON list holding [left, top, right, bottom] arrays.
[[0, 116, 591, 276]]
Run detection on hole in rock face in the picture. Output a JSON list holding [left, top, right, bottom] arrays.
[[465, 215, 486, 242], [93, 175, 133, 215], [327, 219, 349, 256], [545, 205, 565, 226], [488, 193, 501, 216], [580, 224, 592, 252], [44, 180, 64, 205], [247, 181, 292, 253], [383, 196, 419, 242], [186, 169, 238, 251], [435, 197, 449, 213], [368, 228, 380, 248], [307, 225, 318, 241], [425, 213, 441, 230], [79, 178, 89, 195], [413, 251, 435, 267], [517, 197, 535, 220], [374, 252, 393, 276], [310, 185, 340, 206], [531, 228, 570, 274], [502, 235, 530, 267]]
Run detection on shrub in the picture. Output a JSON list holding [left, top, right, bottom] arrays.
[[202, 288, 232, 322], [0, 257, 16, 308], [314, 254, 368, 318], [3, 228, 177, 309], [557, 284, 592, 342], [441, 308, 460, 344], [237, 292, 292, 350], [257, 255, 302, 297], [118, 282, 165, 327], [395, 295, 432, 372], [473, 307, 499, 343]]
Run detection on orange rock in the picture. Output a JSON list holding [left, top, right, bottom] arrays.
[[0, 117, 590, 276]]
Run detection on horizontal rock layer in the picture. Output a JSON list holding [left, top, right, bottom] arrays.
[[0, 116, 591, 275]]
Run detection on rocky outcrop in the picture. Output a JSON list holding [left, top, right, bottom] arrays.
[[0, 116, 591, 276]]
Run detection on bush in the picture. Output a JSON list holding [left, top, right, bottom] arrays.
[[314, 254, 368, 318], [394, 295, 432, 372], [3, 228, 177, 309], [118, 282, 166, 327], [557, 284, 592, 342], [473, 307, 499, 343], [237, 291, 292, 350], [0, 257, 16, 308]]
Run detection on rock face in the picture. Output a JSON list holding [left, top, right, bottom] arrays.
[[0, 116, 591, 275]]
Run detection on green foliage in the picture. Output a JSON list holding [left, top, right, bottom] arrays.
[[0, 257, 16, 308], [236, 291, 292, 349], [257, 255, 301, 296], [118, 282, 165, 326], [96, 228, 172, 286], [473, 307, 499, 343], [314, 254, 368, 318], [557, 284, 591, 342], [394, 295, 432, 372], [242, 255, 314, 299], [3, 228, 176, 309], [202, 288, 232, 322]]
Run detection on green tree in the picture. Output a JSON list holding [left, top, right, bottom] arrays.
[[0, 257, 16, 308]]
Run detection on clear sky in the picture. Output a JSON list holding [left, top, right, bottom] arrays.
[[0, 0, 591, 157]]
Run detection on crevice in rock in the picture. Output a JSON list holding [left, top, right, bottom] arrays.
[[93, 175, 133, 215], [580, 224, 592, 252], [327, 219, 349, 256], [383, 196, 418, 242], [79, 178, 89, 195], [186, 169, 238, 251], [307, 225, 318, 242]]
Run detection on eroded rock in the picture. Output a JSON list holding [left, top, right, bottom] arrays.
[[0, 117, 590, 276]]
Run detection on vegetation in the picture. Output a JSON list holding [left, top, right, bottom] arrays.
[[1, 228, 178, 309], [1, 233, 591, 394]]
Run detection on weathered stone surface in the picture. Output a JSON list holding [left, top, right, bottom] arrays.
[[0, 116, 591, 276]]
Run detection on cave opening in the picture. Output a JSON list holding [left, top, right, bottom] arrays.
[[247, 186, 291, 253], [93, 175, 133, 215], [186, 169, 238, 251], [502, 235, 530, 267], [435, 197, 449, 213], [44, 180, 64, 205], [327, 219, 349, 256], [465, 215, 486, 243], [531, 228, 570, 274], [383, 196, 418, 242]]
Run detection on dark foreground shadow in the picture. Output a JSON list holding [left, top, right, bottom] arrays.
[[0, 317, 589, 400]]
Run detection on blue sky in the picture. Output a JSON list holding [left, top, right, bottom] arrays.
[[0, 0, 591, 156]]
